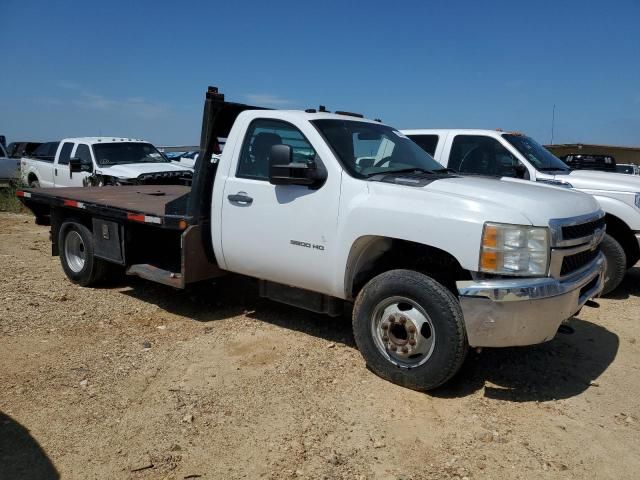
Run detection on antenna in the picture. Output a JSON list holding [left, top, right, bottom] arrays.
[[550, 104, 556, 145]]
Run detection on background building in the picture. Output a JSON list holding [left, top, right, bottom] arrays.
[[546, 144, 640, 165]]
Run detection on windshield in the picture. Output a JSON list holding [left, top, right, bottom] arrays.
[[92, 142, 168, 166], [503, 134, 570, 172], [312, 120, 445, 178]]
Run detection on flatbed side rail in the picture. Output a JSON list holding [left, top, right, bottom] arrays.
[[16, 189, 188, 230]]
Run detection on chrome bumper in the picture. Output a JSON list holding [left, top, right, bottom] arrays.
[[457, 252, 605, 347]]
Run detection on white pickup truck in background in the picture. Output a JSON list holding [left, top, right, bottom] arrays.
[[18, 87, 607, 391], [403, 129, 640, 294], [21, 137, 194, 188]]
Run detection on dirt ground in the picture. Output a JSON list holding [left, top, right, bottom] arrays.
[[1, 212, 639, 480]]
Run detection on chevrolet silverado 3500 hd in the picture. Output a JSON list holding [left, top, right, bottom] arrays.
[[18, 87, 605, 391]]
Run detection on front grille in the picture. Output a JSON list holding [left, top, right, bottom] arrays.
[[561, 248, 599, 276], [138, 171, 193, 185], [561, 217, 605, 241]]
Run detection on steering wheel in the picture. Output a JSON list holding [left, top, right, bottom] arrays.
[[458, 146, 497, 175], [373, 156, 393, 168], [458, 147, 478, 172]]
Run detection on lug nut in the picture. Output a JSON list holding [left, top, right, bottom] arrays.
[[381, 322, 389, 330], [401, 346, 409, 354], [408, 325, 416, 333], [388, 315, 396, 323], [409, 339, 416, 346], [399, 316, 407, 324], [389, 344, 397, 352]]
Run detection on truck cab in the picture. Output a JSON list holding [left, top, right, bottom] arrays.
[[18, 88, 606, 391], [403, 129, 640, 294], [21, 137, 194, 188]]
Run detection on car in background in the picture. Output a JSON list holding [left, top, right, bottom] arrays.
[[615, 163, 640, 175], [7, 141, 42, 159], [162, 151, 186, 160], [175, 151, 198, 168], [561, 153, 616, 172], [0, 142, 21, 184]]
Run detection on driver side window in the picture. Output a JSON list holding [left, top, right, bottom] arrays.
[[74, 144, 92, 164], [449, 135, 521, 177], [237, 119, 316, 181]]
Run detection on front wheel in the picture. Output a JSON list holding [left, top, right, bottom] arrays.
[[601, 234, 627, 295], [352, 269, 468, 391], [58, 220, 107, 287]]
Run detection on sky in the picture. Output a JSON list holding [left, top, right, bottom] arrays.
[[1, 0, 639, 147]]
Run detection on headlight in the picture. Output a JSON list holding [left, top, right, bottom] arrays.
[[635, 193, 640, 209], [479, 223, 549, 276]]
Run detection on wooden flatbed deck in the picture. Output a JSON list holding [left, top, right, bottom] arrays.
[[19, 185, 192, 229]]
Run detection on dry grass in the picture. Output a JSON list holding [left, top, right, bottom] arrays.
[[0, 182, 27, 213]]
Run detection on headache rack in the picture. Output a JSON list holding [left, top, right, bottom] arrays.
[[16, 86, 268, 288]]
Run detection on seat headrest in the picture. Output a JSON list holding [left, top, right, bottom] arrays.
[[252, 132, 283, 156]]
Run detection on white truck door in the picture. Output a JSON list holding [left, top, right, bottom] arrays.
[[53, 142, 75, 187], [220, 118, 340, 295], [56, 143, 91, 187], [444, 134, 524, 178]]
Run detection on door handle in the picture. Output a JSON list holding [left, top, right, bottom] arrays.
[[227, 192, 253, 205], [54, 168, 57, 176]]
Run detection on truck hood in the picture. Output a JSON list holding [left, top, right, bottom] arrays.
[[96, 162, 193, 179], [558, 170, 640, 193], [423, 176, 600, 225]]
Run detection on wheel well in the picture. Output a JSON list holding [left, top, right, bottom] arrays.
[[346, 236, 471, 299], [51, 210, 93, 256], [27, 173, 38, 183], [605, 213, 640, 267]]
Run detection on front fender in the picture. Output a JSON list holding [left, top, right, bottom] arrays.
[[591, 194, 640, 231], [333, 185, 533, 297]]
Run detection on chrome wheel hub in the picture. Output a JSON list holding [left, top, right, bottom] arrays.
[[64, 230, 86, 273], [372, 296, 436, 368]]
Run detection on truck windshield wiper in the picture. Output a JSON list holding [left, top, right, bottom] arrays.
[[376, 167, 436, 176], [432, 167, 457, 174], [538, 167, 570, 172]]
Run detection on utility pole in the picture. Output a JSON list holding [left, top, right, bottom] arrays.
[[550, 104, 556, 145]]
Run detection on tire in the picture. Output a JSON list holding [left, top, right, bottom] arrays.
[[58, 220, 107, 287], [601, 234, 627, 295], [352, 269, 468, 391], [29, 178, 40, 188], [626, 252, 640, 270]]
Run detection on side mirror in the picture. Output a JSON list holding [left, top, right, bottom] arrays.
[[268, 144, 326, 187], [69, 157, 93, 175]]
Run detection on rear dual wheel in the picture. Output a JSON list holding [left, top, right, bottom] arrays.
[[352, 269, 468, 391], [59, 220, 107, 287]]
